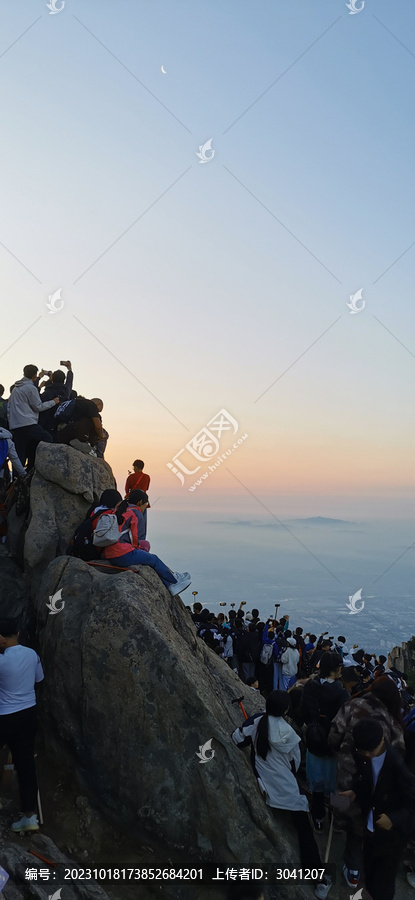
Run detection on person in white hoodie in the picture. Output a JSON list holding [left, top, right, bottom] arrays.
[[8, 365, 59, 470], [232, 691, 331, 899], [280, 635, 300, 690]]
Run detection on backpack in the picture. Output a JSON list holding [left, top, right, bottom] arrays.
[[272, 639, 285, 663], [14, 471, 33, 517], [92, 512, 132, 548], [0, 439, 8, 471], [303, 679, 333, 757], [259, 643, 274, 666], [66, 510, 102, 561], [54, 398, 76, 423]]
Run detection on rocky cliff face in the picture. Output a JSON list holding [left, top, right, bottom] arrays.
[[1, 444, 297, 883], [388, 637, 415, 686]]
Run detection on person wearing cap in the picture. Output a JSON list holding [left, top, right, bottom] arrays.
[[0, 617, 44, 833], [339, 718, 415, 900], [280, 636, 300, 690]]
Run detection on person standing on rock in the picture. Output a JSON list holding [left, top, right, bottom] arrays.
[[0, 617, 44, 833], [8, 365, 60, 470], [125, 460, 150, 535]]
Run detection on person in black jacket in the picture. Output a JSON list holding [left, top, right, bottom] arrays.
[[239, 623, 261, 683], [340, 718, 415, 900], [39, 361, 74, 434], [301, 651, 349, 832]]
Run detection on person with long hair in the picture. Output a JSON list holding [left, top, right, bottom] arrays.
[[328, 675, 405, 889], [232, 690, 331, 899]]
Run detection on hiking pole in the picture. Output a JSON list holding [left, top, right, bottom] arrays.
[[324, 810, 334, 864], [231, 696, 248, 720]]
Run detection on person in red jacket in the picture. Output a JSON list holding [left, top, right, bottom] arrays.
[[125, 461, 150, 535], [125, 460, 150, 496]]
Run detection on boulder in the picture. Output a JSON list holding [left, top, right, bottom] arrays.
[[34, 556, 295, 869], [24, 444, 116, 581]]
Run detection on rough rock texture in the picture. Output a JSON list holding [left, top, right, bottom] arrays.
[[34, 555, 294, 868], [0, 549, 29, 620], [0, 833, 109, 899], [24, 444, 116, 581]]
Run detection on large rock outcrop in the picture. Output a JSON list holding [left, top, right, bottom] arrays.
[[34, 555, 293, 869], [23, 443, 116, 583]]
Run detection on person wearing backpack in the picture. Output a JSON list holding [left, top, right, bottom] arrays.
[[95, 500, 191, 596], [55, 397, 104, 451], [258, 626, 275, 697], [301, 651, 349, 833], [232, 690, 332, 899], [8, 365, 60, 469], [67, 489, 123, 561], [272, 628, 287, 691], [239, 623, 261, 683]]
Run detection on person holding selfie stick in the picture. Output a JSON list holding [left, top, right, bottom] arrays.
[[39, 360, 74, 435]]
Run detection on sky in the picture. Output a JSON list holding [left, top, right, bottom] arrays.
[[0, 0, 414, 541]]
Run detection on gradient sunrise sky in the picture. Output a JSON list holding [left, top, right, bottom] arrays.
[[1, 0, 414, 519]]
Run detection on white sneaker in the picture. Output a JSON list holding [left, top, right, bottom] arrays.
[[11, 814, 39, 832], [168, 573, 191, 596], [314, 877, 332, 899]]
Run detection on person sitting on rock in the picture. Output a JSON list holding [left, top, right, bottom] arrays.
[[101, 500, 191, 596], [8, 365, 60, 470], [55, 396, 104, 454], [0, 617, 44, 834], [67, 489, 123, 561]]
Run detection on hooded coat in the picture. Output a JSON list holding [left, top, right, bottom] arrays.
[[8, 378, 56, 429], [0, 427, 25, 476], [232, 712, 308, 811]]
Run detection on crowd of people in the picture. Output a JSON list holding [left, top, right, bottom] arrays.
[[190, 600, 415, 900], [0, 362, 108, 477]]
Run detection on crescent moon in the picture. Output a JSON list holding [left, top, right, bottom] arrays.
[[161, 66, 166, 74]]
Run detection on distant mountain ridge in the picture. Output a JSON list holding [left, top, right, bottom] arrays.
[[209, 516, 357, 527]]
